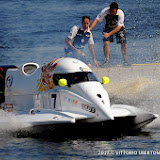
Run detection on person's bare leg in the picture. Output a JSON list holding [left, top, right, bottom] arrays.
[[121, 43, 130, 65], [104, 41, 110, 62], [121, 43, 128, 61]]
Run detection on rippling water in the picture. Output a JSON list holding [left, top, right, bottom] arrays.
[[0, 0, 160, 159]]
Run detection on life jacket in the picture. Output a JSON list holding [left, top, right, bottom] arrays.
[[72, 28, 91, 50], [105, 14, 118, 29]]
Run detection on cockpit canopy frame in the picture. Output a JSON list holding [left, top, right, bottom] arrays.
[[53, 72, 98, 86]]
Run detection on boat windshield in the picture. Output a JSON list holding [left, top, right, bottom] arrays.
[[53, 72, 99, 85]]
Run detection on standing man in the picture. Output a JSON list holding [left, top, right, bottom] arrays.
[[90, 2, 130, 66], [64, 16, 99, 67]]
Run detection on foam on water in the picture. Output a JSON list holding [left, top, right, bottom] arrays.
[[94, 64, 160, 128], [0, 111, 32, 135]]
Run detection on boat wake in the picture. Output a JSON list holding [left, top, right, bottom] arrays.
[[97, 66, 160, 129]]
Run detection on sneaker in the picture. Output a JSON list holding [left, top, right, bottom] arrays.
[[123, 60, 131, 66]]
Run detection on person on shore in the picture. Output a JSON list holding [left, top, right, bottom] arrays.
[[90, 2, 130, 66], [64, 16, 99, 67]]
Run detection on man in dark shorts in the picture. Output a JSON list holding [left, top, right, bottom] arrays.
[[64, 16, 99, 67], [90, 2, 130, 66]]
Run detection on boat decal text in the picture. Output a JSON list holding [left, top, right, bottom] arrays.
[[82, 104, 96, 113]]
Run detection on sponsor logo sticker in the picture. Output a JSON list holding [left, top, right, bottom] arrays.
[[82, 104, 96, 113], [6, 76, 13, 88]]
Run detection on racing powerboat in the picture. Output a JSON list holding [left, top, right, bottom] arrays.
[[0, 57, 158, 133]]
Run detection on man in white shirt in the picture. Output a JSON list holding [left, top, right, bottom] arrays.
[[65, 16, 99, 67], [90, 2, 130, 66]]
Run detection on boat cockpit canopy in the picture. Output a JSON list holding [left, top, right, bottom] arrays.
[[53, 72, 98, 86]]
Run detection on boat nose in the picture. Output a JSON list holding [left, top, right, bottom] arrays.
[[95, 92, 114, 121], [152, 114, 159, 119], [98, 102, 114, 120], [106, 111, 114, 120]]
